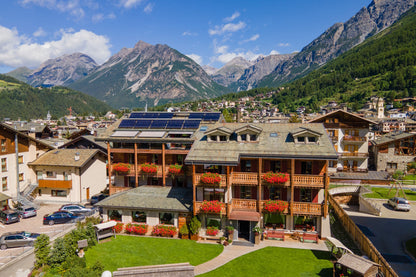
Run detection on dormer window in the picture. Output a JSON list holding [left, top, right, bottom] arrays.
[[219, 136, 227, 142], [298, 136, 305, 142], [241, 134, 247, 141], [250, 135, 257, 141], [210, 135, 217, 142], [308, 137, 316, 143], [291, 127, 322, 144]]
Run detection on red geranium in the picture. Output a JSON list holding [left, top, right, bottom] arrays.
[[206, 226, 219, 236], [151, 225, 177, 237], [112, 163, 131, 174], [262, 172, 289, 184], [169, 164, 182, 175], [112, 222, 124, 233], [125, 223, 148, 235], [263, 200, 289, 213], [200, 200, 223, 214], [200, 172, 221, 185], [141, 163, 158, 173]]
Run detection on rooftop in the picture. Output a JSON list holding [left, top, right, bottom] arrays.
[[29, 149, 101, 168]]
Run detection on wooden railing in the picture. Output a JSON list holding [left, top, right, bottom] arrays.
[[38, 179, 72, 189], [112, 165, 173, 178], [109, 185, 132, 195], [291, 202, 322, 215], [340, 152, 369, 157], [259, 200, 289, 214], [231, 172, 258, 185], [194, 173, 227, 187], [260, 173, 290, 186], [329, 195, 398, 277], [231, 199, 258, 211], [343, 136, 367, 142], [293, 175, 324, 188], [194, 201, 227, 214]]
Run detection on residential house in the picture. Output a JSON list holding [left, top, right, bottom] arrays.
[[309, 110, 375, 173], [0, 123, 52, 199], [28, 149, 107, 203], [185, 123, 337, 241]]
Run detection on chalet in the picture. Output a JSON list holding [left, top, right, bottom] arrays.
[[309, 110, 375, 173], [28, 149, 107, 203], [185, 123, 337, 241]]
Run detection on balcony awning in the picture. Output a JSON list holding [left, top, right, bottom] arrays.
[[229, 210, 260, 222]]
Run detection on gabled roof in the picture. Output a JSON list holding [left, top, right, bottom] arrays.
[[29, 149, 103, 168], [205, 126, 233, 136], [337, 253, 380, 274], [372, 132, 416, 146], [308, 109, 376, 125], [0, 123, 53, 150], [290, 127, 322, 137], [234, 124, 263, 134]]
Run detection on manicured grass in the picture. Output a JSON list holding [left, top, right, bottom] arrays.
[[198, 247, 334, 277], [405, 237, 416, 259], [363, 187, 416, 200], [85, 235, 223, 272], [403, 174, 416, 181]]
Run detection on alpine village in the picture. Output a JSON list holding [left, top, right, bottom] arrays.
[[1, 0, 416, 276]]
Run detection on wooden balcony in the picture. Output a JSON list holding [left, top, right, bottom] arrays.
[[291, 202, 323, 216], [109, 185, 132, 195], [292, 175, 324, 188], [340, 152, 369, 158], [342, 136, 366, 143], [194, 201, 227, 214], [38, 179, 72, 189], [112, 165, 178, 178], [194, 173, 227, 187], [260, 173, 290, 187], [231, 172, 258, 185], [231, 199, 258, 211], [259, 200, 289, 214]]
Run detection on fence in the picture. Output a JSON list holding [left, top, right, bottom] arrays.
[[328, 194, 398, 277]]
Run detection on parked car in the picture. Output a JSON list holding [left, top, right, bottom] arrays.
[[0, 232, 35, 250], [18, 231, 40, 239], [16, 206, 37, 219], [0, 210, 20, 224], [43, 211, 84, 225], [59, 204, 95, 216], [90, 194, 109, 205], [387, 197, 411, 211]]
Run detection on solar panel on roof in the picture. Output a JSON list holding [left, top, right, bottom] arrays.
[[143, 113, 158, 118], [129, 112, 146, 118], [183, 120, 201, 129], [188, 113, 204, 119], [158, 113, 173, 119], [119, 119, 135, 128], [203, 113, 220, 121], [150, 120, 168, 129], [134, 120, 152, 128], [166, 120, 184, 129]]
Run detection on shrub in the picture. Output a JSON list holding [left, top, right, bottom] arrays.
[[179, 224, 189, 236], [151, 225, 177, 237], [34, 234, 50, 269], [189, 217, 201, 235]]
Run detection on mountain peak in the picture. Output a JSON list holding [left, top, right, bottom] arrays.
[[134, 40, 152, 50]]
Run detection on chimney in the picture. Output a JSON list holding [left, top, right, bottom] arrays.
[[74, 152, 80, 161]]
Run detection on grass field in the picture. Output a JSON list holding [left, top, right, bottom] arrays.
[[198, 247, 334, 277], [363, 187, 416, 200], [85, 235, 223, 272]]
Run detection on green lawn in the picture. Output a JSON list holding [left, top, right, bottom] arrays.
[[363, 187, 416, 200], [403, 174, 416, 181], [405, 237, 416, 259], [85, 235, 223, 272], [198, 247, 334, 277]]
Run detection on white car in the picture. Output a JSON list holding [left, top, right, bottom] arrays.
[[387, 197, 411, 211], [59, 204, 95, 215]]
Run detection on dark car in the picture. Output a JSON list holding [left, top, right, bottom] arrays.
[[59, 204, 95, 216], [0, 232, 35, 250], [90, 194, 109, 205], [18, 231, 40, 239], [43, 211, 84, 225], [16, 206, 37, 219], [0, 210, 20, 224]]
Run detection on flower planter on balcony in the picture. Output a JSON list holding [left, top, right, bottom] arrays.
[[168, 164, 182, 176], [263, 200, 289, 213], [200, 172, 221, 186], [112, 163, 131, 175], [199, 200, 224, 214], [141, 163, 158, 174], [262, 172, 289, 185]]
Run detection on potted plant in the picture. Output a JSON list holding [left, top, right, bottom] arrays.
[[200, 172, 222, 185], [141, 163, 158, 174], [206, 226, 219, 236], [179, 224, 189, 239], [262, 172, 289, 185], [112, 163, 131, 174], [252, 226, 261, 244], [225, 225, 234, 240], [220, 236, 226, 245], [169, 164, 182, 175], [189, 217, 201, 241]]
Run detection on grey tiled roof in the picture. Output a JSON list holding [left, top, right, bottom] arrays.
[[29, 149, 100, 168], [372, 132, 416, 146], [185, 123, 338, 165], [96, 186, 192, 212]]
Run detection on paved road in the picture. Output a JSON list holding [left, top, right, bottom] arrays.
[[345, 200, 416, 277]]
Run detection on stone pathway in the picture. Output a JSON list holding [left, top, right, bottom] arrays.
[[194, 239, 329, 275]]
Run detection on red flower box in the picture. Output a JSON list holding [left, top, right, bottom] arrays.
[[141, 163, 158, 174], [125, 223, 148, 235], [151, 225, 177, 237], [112, 163, 131, 174], [200, 200, 224, 214], [206, 226, 219, 236], [200, 172, 221, 185], [168, 164, 182, 175], [263, 200, 289, 213], [112, 222, 124, 233], [262, 172, 289, 185]]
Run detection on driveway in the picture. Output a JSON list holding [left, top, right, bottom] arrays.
[[344, 199, 416, 277]]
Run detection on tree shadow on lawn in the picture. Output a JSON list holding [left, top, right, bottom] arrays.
[[311, 251, 334, 277]]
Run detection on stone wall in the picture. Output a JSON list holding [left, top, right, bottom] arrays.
[[113, 263, 194, 277]]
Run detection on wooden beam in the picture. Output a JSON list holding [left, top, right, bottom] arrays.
[[227, 166, 230, 217], [290, 159, 295, 216], [324, 160, 328, 217], [107, 142, 112, 194], [162, 144, 166, 186], [134, 143, 138, 187], [192, 165, 196, 215], [258, 158, 262, 213]]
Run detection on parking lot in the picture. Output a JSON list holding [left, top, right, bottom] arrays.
[[0, 204, 77, 267], [345, 199, 416, 277]]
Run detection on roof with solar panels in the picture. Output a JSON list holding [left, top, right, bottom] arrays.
[[96, 111, 224, 143]]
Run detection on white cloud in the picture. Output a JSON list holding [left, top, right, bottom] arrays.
[[19, 0, 85, 18], [278, 42, 290, 47], [209, 21, 246, 36], [224, 11, 240, 22], [119, 0, 143, 9], [186, 54, 203, 65], [242, 34, 259, 43], [92, 12, 116, 23], [33, 27, 46, 37], [0, 25, 111, 68], [143, 2, 154, 13], [182, 31, 197, 36], [269, 50, 280, 55]]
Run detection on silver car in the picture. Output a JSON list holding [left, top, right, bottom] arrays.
[[17, 206, 37, 219], [0, 232, 35, 250], [388, 197, 411, 211]]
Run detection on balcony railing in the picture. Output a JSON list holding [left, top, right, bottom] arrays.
[[231, 199, 258, 211], [291, 202, 322, 216], [112, 164, 179, 178], [292, 175, 324, 188], [38, 179, 72, 189], [194, 201, 227, 214], [109, 185, 132, 195], [259, 200, 289, 214], [343, 136, 367, 143], [231, 172, 258, 185], [340, 152, 369, 158], [194, 173, 227, 187]]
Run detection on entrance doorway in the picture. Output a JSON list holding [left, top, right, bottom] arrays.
[[86, 187, 90, 200], [238, 220, 250, 241]]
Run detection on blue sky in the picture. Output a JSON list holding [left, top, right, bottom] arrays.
[[0, 0, 370, 73]]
